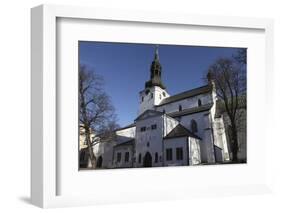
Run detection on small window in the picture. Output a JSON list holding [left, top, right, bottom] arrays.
[[117, 152, 121, 163], [155, 152, 158, 163], [138, 153, 142, 163], [151, 124, 157, 130], [162, 92, 166, 97], [140, 126, 146, 132], [176, 148, 183, 160], [151, 93, 154, 99], [147, 142, 150, 147], [166, 148, 173, 161], [159, 94, 162, 100], [141, 96, 144, 102], [179, 105, 182, 111], [125, 152, 129, 162], [163, 109, 165, 113], [191, 119, 198, 133], [198, 99, 202, 106]]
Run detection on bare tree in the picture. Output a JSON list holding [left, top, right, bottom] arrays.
[[207, 57, 246, 162], [79, 64, 119, 168]]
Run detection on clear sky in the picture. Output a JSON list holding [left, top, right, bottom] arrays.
[[79, 42, 241, 127]]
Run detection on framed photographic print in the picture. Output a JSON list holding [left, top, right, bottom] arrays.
[[31, 4, 274, 208]]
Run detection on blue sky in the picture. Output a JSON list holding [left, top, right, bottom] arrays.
[[79, 42, 241, 127]]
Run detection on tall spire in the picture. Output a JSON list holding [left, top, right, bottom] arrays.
[[145, 45, 166, 89], [154, 44, 159, 60]]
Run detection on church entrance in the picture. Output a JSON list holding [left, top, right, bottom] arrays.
[[143, 152, 152, 167]]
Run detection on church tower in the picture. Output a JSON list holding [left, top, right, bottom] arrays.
[[138, 45, 170, 115]]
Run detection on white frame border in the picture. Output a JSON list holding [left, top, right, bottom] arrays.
[[31, 4, 274, 208]]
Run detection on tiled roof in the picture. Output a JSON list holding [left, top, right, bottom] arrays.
[[167, 103, 213, 117], [114, 139, 135, 147], [157, 84, 212, 106], [164, 124, 201, 140]]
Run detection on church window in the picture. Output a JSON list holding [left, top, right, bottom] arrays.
[[138, 153, 142, 163], [117, 152, 121, 163], [166, 148, 173, 161], [162, 92, 166, 97], [125, 152, 130, 162], [155, 152, 158, 163], [145, 89, 150, 95], [140, 126, 146, 132], [176, 147, 183, 160], [198, 99, 202, 106], [151, 124, 157, 130], [191, 119, 198, 133], [179, 105, 182, 111], [151, 93, 154, 99]]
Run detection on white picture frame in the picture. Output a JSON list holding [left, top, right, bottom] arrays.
[[31, 4, 274, 208]]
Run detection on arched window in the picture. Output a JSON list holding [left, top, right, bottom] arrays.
[[179, 105, 182, 111], [138, 153, 142, 164], [155, 152, 158, 163], [198, 99, 202, 106], [191, 119, 198, 133]]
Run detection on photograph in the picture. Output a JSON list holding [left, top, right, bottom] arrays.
[[78, 42, 247, 170]]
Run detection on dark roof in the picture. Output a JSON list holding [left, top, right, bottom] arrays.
[[114, 139, 135, 147], [115, 123, 136, 131], [167, 103, 213, 118], [164, 124, 201, 140], [157, 84, 212, 106], [134, 110, 164, 121]]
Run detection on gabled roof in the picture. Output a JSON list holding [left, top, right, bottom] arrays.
[[164, 124, 201, 140], [115, 123, 136, 131], [114, 139, 135, 147], [157, 84, 212, 106], [135, 110, 164, 121], [167, 103, 213, 118]]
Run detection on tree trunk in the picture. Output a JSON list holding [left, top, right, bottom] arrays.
[[85, 127, 96, 169], [230, 119, 239, 162]]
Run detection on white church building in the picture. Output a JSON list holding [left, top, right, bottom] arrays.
[[80, 46, 231, 169]]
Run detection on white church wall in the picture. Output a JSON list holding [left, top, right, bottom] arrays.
[[213, 117, 230, 161], [156, 92, 212, 114], [163, 137, 188, 166], [138, 86, 169, 115], [189, 137, 201, 165], [113, 145, 134, 168], [135, 115, 164, 167], [163, 115, 179, 136]]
